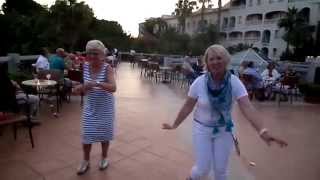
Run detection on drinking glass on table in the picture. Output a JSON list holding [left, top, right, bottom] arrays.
[[46, 73, 51, 80]]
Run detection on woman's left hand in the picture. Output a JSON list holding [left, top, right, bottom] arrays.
[[260, 132, 288, 147]]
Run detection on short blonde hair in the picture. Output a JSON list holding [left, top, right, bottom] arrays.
[[86, 40, 107, 55], [203, 44, 231, 65]]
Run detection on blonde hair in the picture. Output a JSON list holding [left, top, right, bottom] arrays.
[[203, 44, 231, 66], [86, 40, 107, 55]]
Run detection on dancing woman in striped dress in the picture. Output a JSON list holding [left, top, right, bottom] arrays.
[[73, 40, 116, 175]]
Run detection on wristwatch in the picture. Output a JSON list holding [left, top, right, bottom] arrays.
[[95, 81, 101, 86]]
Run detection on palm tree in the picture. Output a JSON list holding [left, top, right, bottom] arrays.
[[278, 7, 312, 55], [174, 0, 197, 33], [198, 0, 212, 32], [217, 0, 222, 32]]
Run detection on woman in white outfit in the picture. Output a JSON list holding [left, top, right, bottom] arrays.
[[162, 44, 287, 180]]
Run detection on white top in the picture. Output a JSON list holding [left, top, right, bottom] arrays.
[[34, 55, 49, 70], [188, 74, 248, 124], [261, 69, 281, 83], [182, 61, 195, 73]]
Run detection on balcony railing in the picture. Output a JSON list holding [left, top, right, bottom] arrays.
[[244, 38, 260, 43], [221, 26, 235, 31], [246, 20, 263, 25], [264, 18, 281, 24], [229, 37, 243, 41], [230, 5, 246, 9]]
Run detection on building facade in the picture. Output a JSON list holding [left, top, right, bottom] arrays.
[[140, 0, 320, 60]]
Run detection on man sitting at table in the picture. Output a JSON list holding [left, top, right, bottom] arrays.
[[50, 48, 65, 71]]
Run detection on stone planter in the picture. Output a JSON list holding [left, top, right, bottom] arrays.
[[304, 96, 320, 104]]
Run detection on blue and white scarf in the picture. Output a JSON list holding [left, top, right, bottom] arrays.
[[206, 71, 234, 134]]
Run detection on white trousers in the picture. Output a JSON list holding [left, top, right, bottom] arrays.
[[191, 121, 234, 180]]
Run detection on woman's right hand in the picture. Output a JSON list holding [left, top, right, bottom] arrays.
[[162, 123, 177, 130], [83, 81, 96, 91], [72, 85, 83, 95]]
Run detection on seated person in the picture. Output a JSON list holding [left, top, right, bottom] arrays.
[[182, 56, 198, 82], [0, 65, 40, 122], [261, 62, 281, 99], [243, 61, 264, 100], [32, 48, 50, 72], [261, 62, 281, 85], [50, 48, 65, 71], [243, 61, 263, 90], [192, 57, 204, 76], [238, 61, 249, 78]]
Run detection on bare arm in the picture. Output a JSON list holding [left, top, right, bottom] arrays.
[[11, 80, 21, 90], [98, 65, 116, 93], [238, 95, 288, 147], [237, 95, 264, 132], [163, 97, 197, 129]]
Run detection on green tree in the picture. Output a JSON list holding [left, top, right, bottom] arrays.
[[47, 0, 94, 51], [217, 0, 222, 32], [143, 18, 168, 38], [90, 19, 131, 50], [174, 0, 197, 33], [198, 0, 212, 32], [2, 0, 45, 15], [188, 24, 218, 55], [278, 7, 314, 58], [158, 27, 190, 54]]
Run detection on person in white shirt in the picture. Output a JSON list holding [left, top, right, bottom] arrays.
[[261, 62, 281, 85], [261, 62, 281, 99], [32, 48, 49, 72], [162, 44, 287, 180], [182, 56, 198, 82]]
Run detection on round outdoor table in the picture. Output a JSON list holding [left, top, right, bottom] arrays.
[[22, 79, 57, 87], [22, 79, 59, 113]]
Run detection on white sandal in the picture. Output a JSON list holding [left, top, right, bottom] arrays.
[[77, 160, 89, 175], [99, 159, 109, 170]]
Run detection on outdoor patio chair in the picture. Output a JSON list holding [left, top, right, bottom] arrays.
[[0, 86, 34, 148], [274, 75, 300, 106], [67, 69, 84, 105]]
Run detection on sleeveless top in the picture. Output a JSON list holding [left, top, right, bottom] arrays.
[[82, 62, 115, 144]]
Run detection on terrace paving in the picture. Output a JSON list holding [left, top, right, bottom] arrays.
[[0, 62, 319, 180]]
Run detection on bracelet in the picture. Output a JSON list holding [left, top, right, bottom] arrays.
[[259, 128, 268, 136]]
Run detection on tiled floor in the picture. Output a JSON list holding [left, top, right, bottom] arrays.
[[0, 62, 319, 180]]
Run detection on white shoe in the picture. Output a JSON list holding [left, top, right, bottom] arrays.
[[77, 160, 89, 175], [99, 159, 109, 170]]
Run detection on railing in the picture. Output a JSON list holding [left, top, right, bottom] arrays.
[[230, 5, 246, 9], [264, 18, 280, 24], [288, 0, 316, 2], [244, 38, 260, 43], [246, 20, 263, 25], [0, 54, 39, 74], [229, 37, 243, 41]]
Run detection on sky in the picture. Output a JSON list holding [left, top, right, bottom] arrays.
[[0, 0, 229, 37]]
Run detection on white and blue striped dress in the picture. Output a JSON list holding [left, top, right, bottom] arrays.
[[82, 62, 115, 144]]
